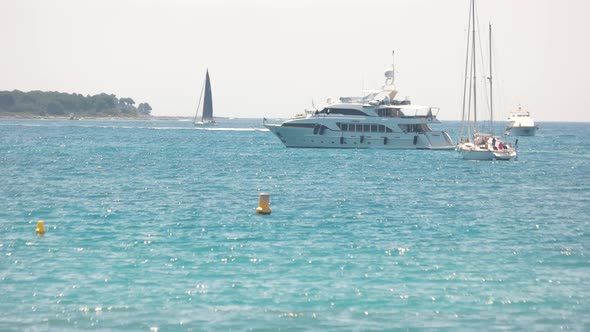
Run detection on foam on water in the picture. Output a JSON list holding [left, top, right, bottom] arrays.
[[1, 118, 589, 331]]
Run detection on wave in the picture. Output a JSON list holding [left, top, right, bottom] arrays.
[[0, 123, 269, 132], [190, 127, 269, 132]]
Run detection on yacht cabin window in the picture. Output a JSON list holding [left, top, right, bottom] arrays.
[[319, 108, 368, 116], [377, 108, 404, 118], [398, 123, 430, 133], [336, 123, 393, 133]]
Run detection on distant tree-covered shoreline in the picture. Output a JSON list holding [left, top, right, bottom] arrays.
[[0, 90, 152, 118]]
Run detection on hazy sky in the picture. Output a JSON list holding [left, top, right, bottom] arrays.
[[2, 0, 589, 121]]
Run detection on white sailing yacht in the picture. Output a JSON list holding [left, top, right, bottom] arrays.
[[456, 0, 517, 161], [193, 69, 216, 126]]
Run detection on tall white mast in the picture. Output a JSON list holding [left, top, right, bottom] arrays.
[[489, 23, 494, 134], [472, 0, 478, 133]]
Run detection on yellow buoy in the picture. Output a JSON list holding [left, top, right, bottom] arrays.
[[35, 220, 45, 236], [255, 193, 272, 215]]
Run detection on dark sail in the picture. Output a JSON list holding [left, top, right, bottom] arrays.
[[202, 70, 213, 121]]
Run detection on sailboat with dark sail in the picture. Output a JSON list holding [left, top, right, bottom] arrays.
[[193, 69, 216, 126]]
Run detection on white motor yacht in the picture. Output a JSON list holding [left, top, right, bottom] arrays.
[[264, 55, 455, 150], [505, 106, 538, 136]]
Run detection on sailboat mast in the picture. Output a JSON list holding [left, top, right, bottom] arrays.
[[461, 0, 474, 142], [471, 0, 477, 133], [489, 23, 494, 133]]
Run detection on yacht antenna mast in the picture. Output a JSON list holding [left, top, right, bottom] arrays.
[[391, 50, 395, 84]]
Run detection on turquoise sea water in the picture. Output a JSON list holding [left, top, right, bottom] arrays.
[[1, 118, 589, 331]]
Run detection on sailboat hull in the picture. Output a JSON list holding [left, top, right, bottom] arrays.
[[193, 120, 217, 126], [457, 143, 516, 160], [459, 149, 495, 160], [493, 150, 517, 160]]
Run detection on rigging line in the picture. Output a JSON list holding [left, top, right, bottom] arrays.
[[475, 4, 491, 132], [460, 0, 474, 141], [490, 29, 507, 124], [467, 48, 474, 139], [193, 73, 207, 123]]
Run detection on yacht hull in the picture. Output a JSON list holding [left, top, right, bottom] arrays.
[[265, 124, 454, 150], [506, 126, 537, 136]]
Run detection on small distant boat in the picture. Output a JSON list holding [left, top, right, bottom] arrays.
[[193, 69, 216, 126], [505, 106, 538, 136], [456, 0, 517, 161]]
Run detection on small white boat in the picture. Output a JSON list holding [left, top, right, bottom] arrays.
[[505, 106, 538, 136], [456, 1, 517, 161], [193, 69, 217, 126]]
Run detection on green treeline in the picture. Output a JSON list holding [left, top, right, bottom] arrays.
[[0, 90, 152, 118]]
